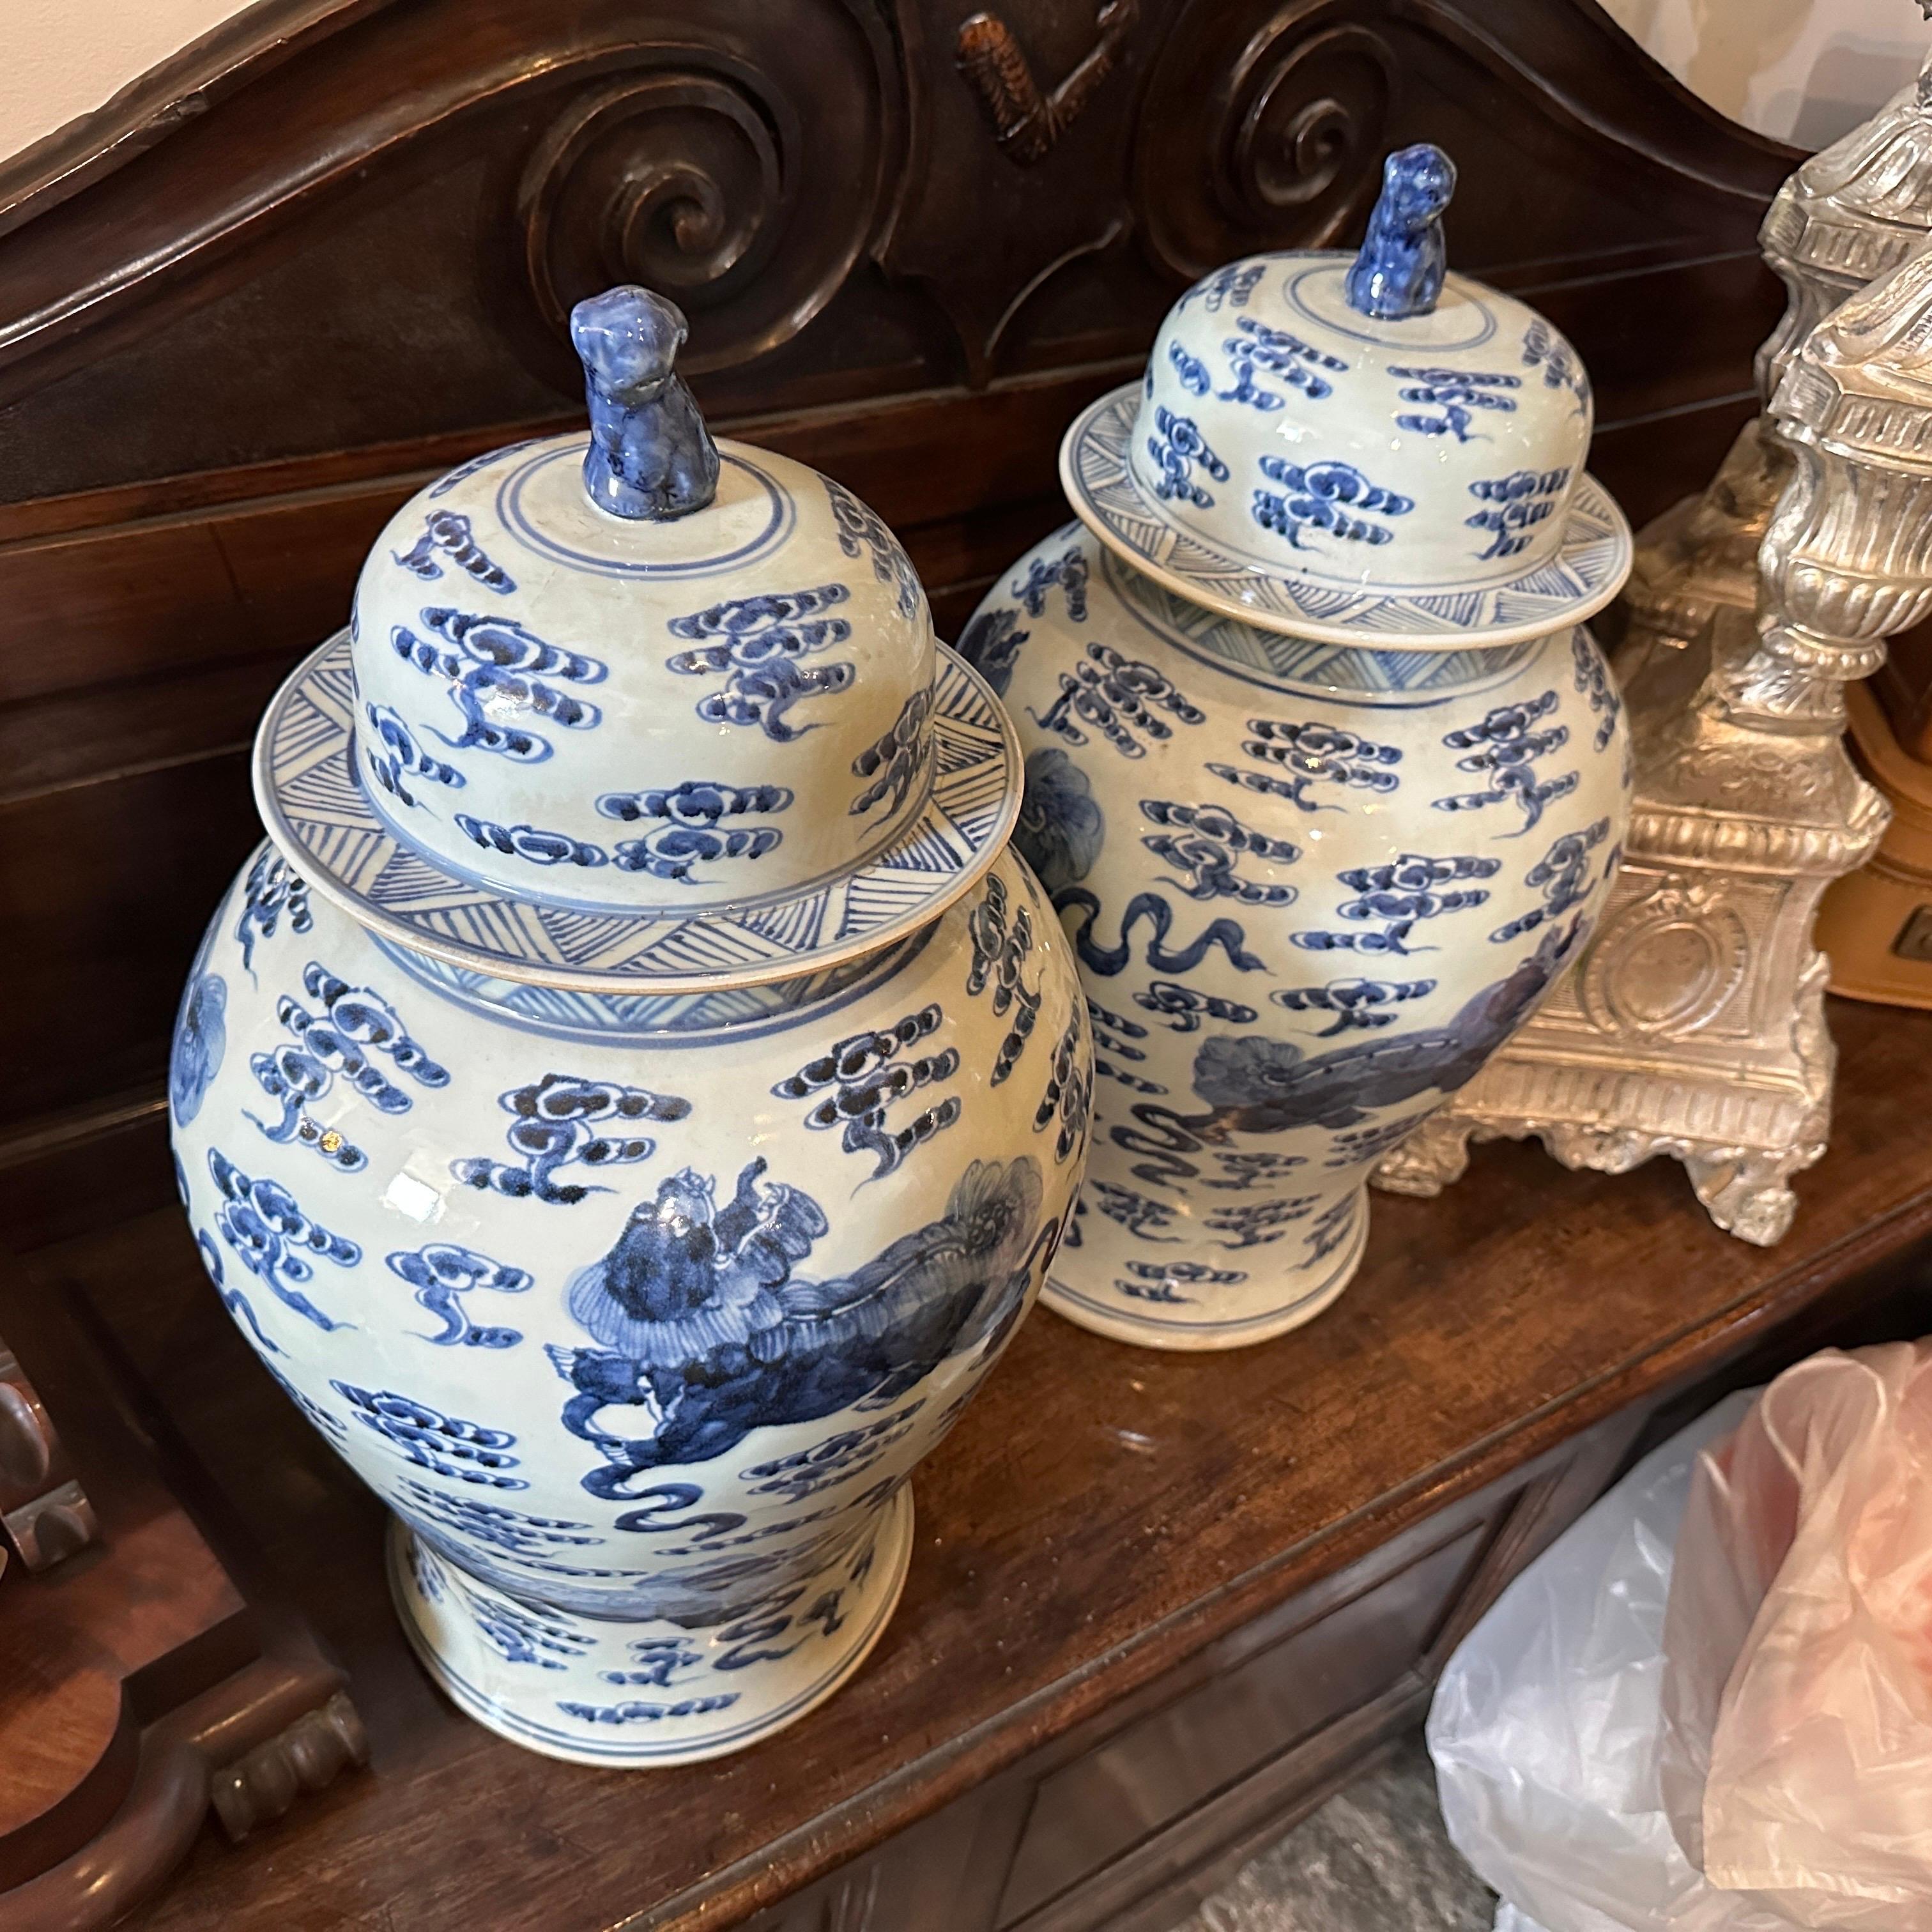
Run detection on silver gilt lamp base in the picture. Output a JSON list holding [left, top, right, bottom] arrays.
[[1377, 57, 1932, 1244]]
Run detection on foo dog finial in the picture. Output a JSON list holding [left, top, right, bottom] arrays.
[[1346, 144, 1457, 321], [569, 286, 720, 522]]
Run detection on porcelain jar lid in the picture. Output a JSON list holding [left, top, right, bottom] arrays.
[[254, 286, 1019, 994], [1061, 144, 1632, 647]]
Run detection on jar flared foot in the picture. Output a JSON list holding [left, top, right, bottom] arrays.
[[1041, 1188, 1370, 1351], [387, 1486, 915, 1766]]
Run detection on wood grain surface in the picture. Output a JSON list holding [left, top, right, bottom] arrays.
[[0, 4, 1871, 1927], [0, 1265, 360, 1928], [10, 995, 1926, 1932]]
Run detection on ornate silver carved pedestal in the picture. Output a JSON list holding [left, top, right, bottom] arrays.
[[1376, 68, 1932, 1242], [1618, 56, 1932, 722]]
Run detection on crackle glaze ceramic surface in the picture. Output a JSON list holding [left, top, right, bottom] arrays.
[[962, 151, 1632, 1350], [169, 287, 1090, 1765], [1068, 148, 1630, 646]]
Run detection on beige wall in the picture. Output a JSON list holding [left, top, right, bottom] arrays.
[[1598, 0, 1924, 144], [0, 0, 255, 167], [0, 0, 1922, 167]]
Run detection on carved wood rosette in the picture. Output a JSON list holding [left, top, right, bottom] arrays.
[[1378, 237, 1932, 1245]]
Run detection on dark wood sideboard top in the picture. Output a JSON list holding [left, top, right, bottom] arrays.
[[6, 994, 1926, 1932]]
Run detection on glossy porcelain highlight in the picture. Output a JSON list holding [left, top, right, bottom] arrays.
[[965, 158, 1632, 1350], [353, 433, 931, 912], [174, 839, 1084, 1759], [172, 286, 1091, 1764], [967, 527, 1627, 1347]]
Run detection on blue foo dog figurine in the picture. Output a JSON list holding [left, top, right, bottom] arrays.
[[169, 286, 1091, 1764], [963, 145, 1633, 1349], [572, 286, 721, 520]]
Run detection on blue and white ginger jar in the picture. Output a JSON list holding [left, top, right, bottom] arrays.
[[169, 287, 1091, 1765], [962, 146, 1633, 1350]]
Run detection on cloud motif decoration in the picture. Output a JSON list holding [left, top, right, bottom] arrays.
[[1014, 747, 1105, 894]]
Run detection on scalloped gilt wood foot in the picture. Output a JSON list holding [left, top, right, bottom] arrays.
[[1369, 526, 1882, 1248], [1369, 843, 1850, 1246]]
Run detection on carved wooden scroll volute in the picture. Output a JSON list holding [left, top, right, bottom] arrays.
[[518, 72, 791, 369], [1134, 4, 1395, 283], [955, 0, 1138, 164], [512, 0, 900, 381]]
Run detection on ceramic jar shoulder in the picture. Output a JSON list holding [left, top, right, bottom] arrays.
[[167, 284, 1091, 1765], [169, 839, 1086, 1612], [962, 523, 1630, 1346]]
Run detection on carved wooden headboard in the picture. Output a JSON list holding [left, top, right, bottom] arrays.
[[0, 0, 1795, 1227]]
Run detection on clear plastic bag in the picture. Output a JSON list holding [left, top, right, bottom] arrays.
[[1428, 1388, 1768, 1932], [1659, 1344, 1932, 1930], [1429, 1343, 1932, 1932]]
